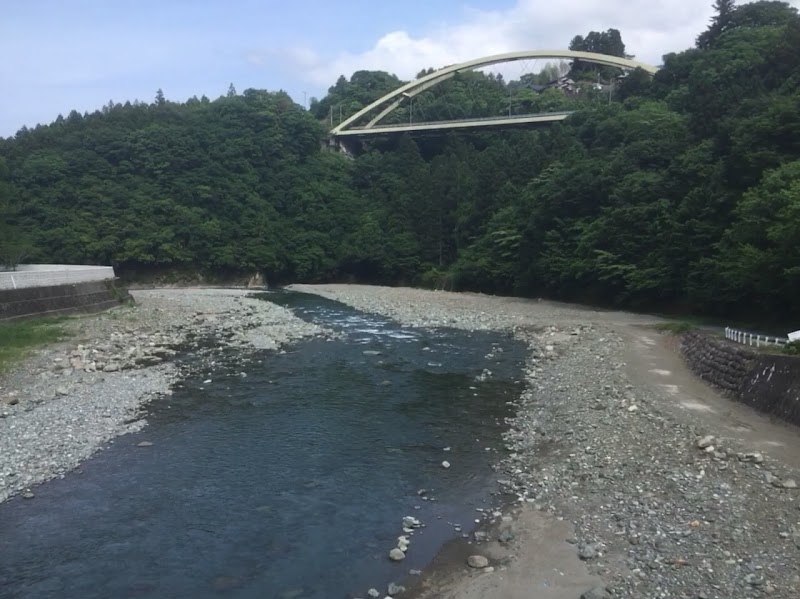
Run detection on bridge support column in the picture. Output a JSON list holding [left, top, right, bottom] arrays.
[[326, 137, 357, 157]]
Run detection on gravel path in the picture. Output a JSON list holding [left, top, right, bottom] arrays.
[[0, 288, 323, 503], [291, 284, 800, 599]]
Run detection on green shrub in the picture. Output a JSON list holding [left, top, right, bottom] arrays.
[[654, 321, 694, 334], [783, 341, 800, 356]]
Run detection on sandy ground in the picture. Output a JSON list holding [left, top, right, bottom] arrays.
[[291, 284, 800, 599]]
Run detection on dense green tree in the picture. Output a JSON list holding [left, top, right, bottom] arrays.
[[569, 29, 628, 80], [698, 0, 737, 49], [569, 29, 627, 58], [0, 181, 34, 270], [703, 161, 800, 315], [1, 1, 799, 323], [310, 71, 403, 125]]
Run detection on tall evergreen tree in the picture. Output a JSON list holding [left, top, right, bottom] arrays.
[[698, 0, 737, 48]]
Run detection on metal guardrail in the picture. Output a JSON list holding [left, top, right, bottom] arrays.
[[725, 326, 789, 347], [0, 266, 115, 290], [348, 111, 576, 130]]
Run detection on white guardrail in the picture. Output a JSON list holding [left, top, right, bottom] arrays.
[[0, 265, 116, 290], [724, 326, 799, 347]]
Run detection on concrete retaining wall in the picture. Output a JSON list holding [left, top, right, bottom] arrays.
[[0, 265, 115, 290], [681, 331, 800, 426], [0, 280, 131, 321]]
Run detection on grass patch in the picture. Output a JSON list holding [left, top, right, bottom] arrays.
[[783, 341, 800, 356], [0, 316, 72, 374], [654, 321, 695, 334]]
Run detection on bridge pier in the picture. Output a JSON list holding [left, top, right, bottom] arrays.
[[326, 137, 357, 157]]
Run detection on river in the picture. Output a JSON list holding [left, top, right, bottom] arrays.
[[0, 291, 525, 599]]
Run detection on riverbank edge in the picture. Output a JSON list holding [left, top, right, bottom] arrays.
[[289, 284, 605, 598], [0, 288, 326, 503], [290, 284, 800, 599]]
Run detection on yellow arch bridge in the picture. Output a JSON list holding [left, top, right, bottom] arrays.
[[329, 50, 658, 144]]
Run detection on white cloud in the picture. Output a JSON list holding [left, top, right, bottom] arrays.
[[274, 0, 800, 86]]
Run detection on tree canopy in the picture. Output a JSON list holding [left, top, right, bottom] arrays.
[[1, 1, 799, 323]]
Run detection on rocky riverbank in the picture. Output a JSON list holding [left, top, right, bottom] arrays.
[[0, 288, 323, 503], [291, 284, 800, 599]]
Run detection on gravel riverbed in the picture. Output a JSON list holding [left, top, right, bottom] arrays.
[[291, 284, 800, 599], [3, 283, 799, 598], [0, 288, 323, 503]]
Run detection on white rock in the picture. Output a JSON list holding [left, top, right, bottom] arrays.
[[744, 452, 765, 464], [696, 435, 715, 449], [389, 548, 405, 561], [467, 555, 489, 568]]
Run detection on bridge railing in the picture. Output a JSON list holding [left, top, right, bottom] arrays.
[[0, 265, 116, 290], [724, 326, 789, 347], [345, 111, 576, 131]]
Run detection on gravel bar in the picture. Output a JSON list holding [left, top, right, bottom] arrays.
[[0, 288, 324, 503]]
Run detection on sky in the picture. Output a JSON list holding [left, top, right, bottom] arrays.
[[1, 0, 797, 137]]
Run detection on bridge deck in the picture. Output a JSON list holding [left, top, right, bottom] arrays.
[[332, 111, 573, 137]]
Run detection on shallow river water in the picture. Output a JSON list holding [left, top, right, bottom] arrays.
[[0, 292, 525, 599]]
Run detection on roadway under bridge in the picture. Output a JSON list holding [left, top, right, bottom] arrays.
[[332, 112, 574, 138]]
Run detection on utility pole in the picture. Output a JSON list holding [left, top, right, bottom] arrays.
[[303, 91, 307, 109], [409, 98, 413, 123]]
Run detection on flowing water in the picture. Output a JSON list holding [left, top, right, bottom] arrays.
[[0, 292, 525, 599]]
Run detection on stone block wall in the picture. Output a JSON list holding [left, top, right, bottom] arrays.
[[0, 280, 130, 321], [681, 332, 757, 392], [741, 355, 800, 425], [681, 331, 800, 427]]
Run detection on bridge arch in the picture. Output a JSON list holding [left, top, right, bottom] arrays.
[[330, 50, 659, 136]]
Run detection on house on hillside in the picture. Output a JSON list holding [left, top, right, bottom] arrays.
[[529, 76, 578, 95]]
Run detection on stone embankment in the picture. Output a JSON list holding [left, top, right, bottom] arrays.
[[0, 280, 129, 321], [682, 331, 800, 426], [0, 288, 324, 503]]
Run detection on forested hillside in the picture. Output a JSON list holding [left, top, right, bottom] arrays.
[[1, 1, 799, 321]]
